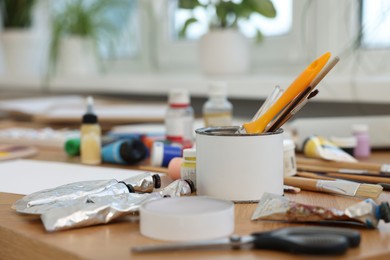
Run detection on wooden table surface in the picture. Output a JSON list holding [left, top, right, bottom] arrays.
[[1, 146, 390, 259]]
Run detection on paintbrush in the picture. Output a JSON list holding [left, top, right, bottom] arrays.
[[240, 52, 331, 134], [284, 176, 383, 198], [297, 171, 390, 191], [297, 157, 390, 175], [266, 56, 339, 132]]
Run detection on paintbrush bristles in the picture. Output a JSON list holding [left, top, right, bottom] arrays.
[[356, 183, 383, 199]]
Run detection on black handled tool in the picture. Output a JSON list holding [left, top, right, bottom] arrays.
[[132, 226, 360, 255]]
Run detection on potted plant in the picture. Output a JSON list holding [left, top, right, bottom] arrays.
[[178, 0, 276, 75], [49, 0, 128, 76], [0, 0, 47, 77]]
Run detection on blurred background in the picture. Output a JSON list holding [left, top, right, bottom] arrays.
[[1, 0, 390, 118]]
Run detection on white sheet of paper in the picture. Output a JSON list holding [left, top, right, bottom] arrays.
[[0, 160, 146, 195]]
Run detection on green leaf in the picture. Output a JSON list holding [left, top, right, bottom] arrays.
[[178, 0, 202, 10], [247, 0, 276, 18], [255, 28, 264, 42], [179, 17, 198, 38]]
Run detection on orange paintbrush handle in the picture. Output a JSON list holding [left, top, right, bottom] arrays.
[[243, 52, 331, 134]]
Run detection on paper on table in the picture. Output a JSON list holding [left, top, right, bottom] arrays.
[[0, 96, 84, 115], [0, 160, 148, 195]]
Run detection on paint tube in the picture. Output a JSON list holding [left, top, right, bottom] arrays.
[[13, 172, 161, 214], [40, 179, 195, 232], [251, 193, 390, 228], [303, 136, 357, 162]]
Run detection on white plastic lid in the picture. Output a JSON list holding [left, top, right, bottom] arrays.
[[140, 197, 234, 241], [183, 148, 196, 158], [150, 142, 164, 167], [209, 81, 227, 97], [352, 124, 369, 133], [168, 89, 190, 105], [330, 136, 357, 148]]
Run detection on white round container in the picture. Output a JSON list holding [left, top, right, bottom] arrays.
[[283, 139, 297, 177], [140, 197, 234, 241], [195, 127, 284, 202]]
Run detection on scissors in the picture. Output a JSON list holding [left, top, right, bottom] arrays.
[[132, 226, 360, 255]]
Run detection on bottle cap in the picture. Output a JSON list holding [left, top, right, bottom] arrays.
[[183, 148, 196, 158], [150, 142, 182, 167], [352, 124, 369, 133], [64, 138, 80, 156], [120, 138, 148, 164], [82, 96, 98, 124], [209, 81, 227, 97], [168, 89, 190, 106]]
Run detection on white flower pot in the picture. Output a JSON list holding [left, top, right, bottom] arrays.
[[56, 36, 99, 76], [0, 29, 48, 77], [198, 29, 250, 75]]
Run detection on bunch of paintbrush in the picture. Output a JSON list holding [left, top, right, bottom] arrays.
[[284, 175, 383, 199], [296, 157, 390, 191], [238, 52, 340, 134], [297, 157, 390, 175]]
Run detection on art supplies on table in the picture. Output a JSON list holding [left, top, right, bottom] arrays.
[[13, 172, 161, 215], [0, 144, 38, 161], [195, 126, 284, 202], [296, 157, 390, 175], [289, 115, 390, 150], [302, 136, 357, 162], [80, 96, 101, 165], [239, 52, 335, 134], [203, 81, 233, 127], [252, 193, 390, 228], [140, 197, 234, 241], [284, 176, 382, 198], [165, 88, 194, 146], [132, 226, 361, 256], [14, 179, 194, 232]]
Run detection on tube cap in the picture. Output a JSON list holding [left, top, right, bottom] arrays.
[[140, 197, 234, 241], [64, 138, 81, 156]]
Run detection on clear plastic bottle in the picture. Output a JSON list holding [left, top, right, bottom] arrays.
[[352, 124, 371, 158], [203, 81, 233, 127], [81, 96, 101, 165], [165, 89, 194, 146]]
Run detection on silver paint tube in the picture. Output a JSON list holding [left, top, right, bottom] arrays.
[[40, 179, 194, 232], [251, 193, 390, 228], [123, 172, 161, 193], [13, 172, 160, 214]]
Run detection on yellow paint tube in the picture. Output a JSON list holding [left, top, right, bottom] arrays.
[[303, 136, 357, 162]]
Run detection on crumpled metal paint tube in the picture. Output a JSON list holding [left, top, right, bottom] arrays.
[[17, 179, 194, 232], [251, 193, 390, 228], [13, 172, 161, 214]]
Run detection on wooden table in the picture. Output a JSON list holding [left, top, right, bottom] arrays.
[[1, 148, 390, 259]]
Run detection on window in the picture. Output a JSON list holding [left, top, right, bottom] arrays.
[[173, 0, 292, 40], [360, 0, 390, 49], [156, 0, 306, 72]]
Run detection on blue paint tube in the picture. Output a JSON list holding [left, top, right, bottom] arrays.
[[150, 141, 182, 167], [102, 138, 148, 165]]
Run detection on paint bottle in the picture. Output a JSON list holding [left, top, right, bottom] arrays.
[[180, 148, 197, 187], [352, 124, 371, 158], [203, 81, 233, 127], [150, 141, 182, 167], [101, 138, 148, 165], [81, 96, 101, 165], [165, 89, 194, 146]]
